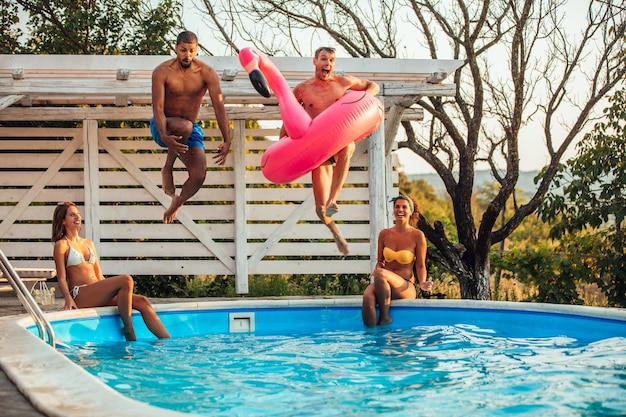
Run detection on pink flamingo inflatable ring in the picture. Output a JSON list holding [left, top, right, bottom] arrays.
[[238, 47, 384, 184]]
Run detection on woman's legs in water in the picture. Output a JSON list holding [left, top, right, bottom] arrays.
[[73, 275, 170, 340], [361, 268, 416, 326], [361, 283, 378, 326], [74, 274, 137, 340], [129, 294, 170, 339]]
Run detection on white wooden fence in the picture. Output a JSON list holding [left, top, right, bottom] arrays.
[[0, 121, 399, 293]]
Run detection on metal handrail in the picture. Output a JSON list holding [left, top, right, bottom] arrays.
[[0, 250, 56, 347]]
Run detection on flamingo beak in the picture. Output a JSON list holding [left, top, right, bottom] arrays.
[[249, 70, 271, 98]]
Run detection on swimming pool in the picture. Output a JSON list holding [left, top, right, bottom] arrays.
[[2, 298, 626, 416]]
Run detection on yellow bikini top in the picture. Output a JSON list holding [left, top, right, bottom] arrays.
[[383, 247, 415, 265]]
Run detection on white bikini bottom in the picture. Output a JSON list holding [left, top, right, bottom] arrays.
[[71, 284, 88, 299]]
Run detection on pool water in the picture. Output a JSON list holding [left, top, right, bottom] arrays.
[[54, 306, 626, 417]]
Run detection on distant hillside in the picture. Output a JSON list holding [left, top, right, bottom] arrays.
[[407, 170, 542, 199]]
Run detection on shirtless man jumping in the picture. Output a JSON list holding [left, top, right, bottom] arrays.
[[151, 31, 231, 223], [281, 47, 379, 255]]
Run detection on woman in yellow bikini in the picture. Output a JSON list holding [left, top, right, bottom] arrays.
[[52, 202, 170, 341], [362, 194, 432, 326]]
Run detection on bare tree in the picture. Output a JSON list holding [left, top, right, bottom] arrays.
[[197, 0, 626, 299]]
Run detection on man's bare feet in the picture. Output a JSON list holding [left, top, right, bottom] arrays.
[[161, 165, 176, 196], [163, 194, 183, 224], [333, 233, 350, 256], [326, 202, 339, 217]]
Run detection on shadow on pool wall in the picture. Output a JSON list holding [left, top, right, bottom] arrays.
[[1, 298, 626, 417]]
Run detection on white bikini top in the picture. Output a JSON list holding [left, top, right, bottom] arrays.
[[65, 237, 95, 267]]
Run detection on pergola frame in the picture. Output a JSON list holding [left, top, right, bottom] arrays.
[[0, 54, 462, 293]]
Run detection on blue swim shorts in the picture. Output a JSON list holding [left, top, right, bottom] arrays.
[[150, 117, 205, 150]]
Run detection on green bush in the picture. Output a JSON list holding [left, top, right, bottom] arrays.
[[491, 247, 584, 305], [185, 275, 237, 298], [134, 275, 188, 298]]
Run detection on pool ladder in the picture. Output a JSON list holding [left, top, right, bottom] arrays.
[[0, 250, 56, 347]]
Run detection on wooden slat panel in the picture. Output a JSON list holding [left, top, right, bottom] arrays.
[[100, 260, 233, 276], [98, 204, 235, 221], [242, 170, 372, 184], [250, 242, 370, 257], [100, 242, 225, 258], [245, 187, 369, 201], [0, 224, 69, 240], [95, 223, 370, 240], [94, 241, 369, 257], [99, 187, 236, 202], [98, 223, 235, 240], [0, 139, 78, 150], [0, 153, 82, 168], [0, 242, 54, 259], [243, 203, 370, 221], [0, 127, 81, 137], [0, 223, 228, 240], [0, 189, 84, 204], [0, 187, 82, 204], [0, 171, 85, 187], [250, 260, 370, 275], [246, 223, 371, 240], [6, 260, 57, 270], [96, 203, 370, 222]]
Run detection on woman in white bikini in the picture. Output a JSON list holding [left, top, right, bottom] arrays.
[[362, 194, 432, 326], [52, 202, 170, 341]]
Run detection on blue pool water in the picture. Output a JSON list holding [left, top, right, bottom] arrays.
[[40, 305, 626, 416]]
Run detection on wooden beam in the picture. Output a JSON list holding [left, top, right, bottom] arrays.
[[384, 104, 406, 154], [0, 95, 24, 110], [0, 79, 455, 103], [0, 54, 463, 80], [382, 83, 456, 96], [0, 104, 423, 122]]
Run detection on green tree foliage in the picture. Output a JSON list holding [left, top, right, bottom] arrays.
[[539, 89, 626, 306], [134, 274, 188, 298], [0, 1, 22, 53], [12, 0, 182, 54]]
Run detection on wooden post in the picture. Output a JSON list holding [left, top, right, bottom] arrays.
[[368, 111, 386, 272], [233, 120, 248, 294], [83, 119, 100, 253]]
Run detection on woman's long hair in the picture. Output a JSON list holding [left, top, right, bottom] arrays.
[[51, 202, 76, 243]]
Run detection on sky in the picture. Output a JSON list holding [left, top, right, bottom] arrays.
[[178, 1, 604, 175]]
